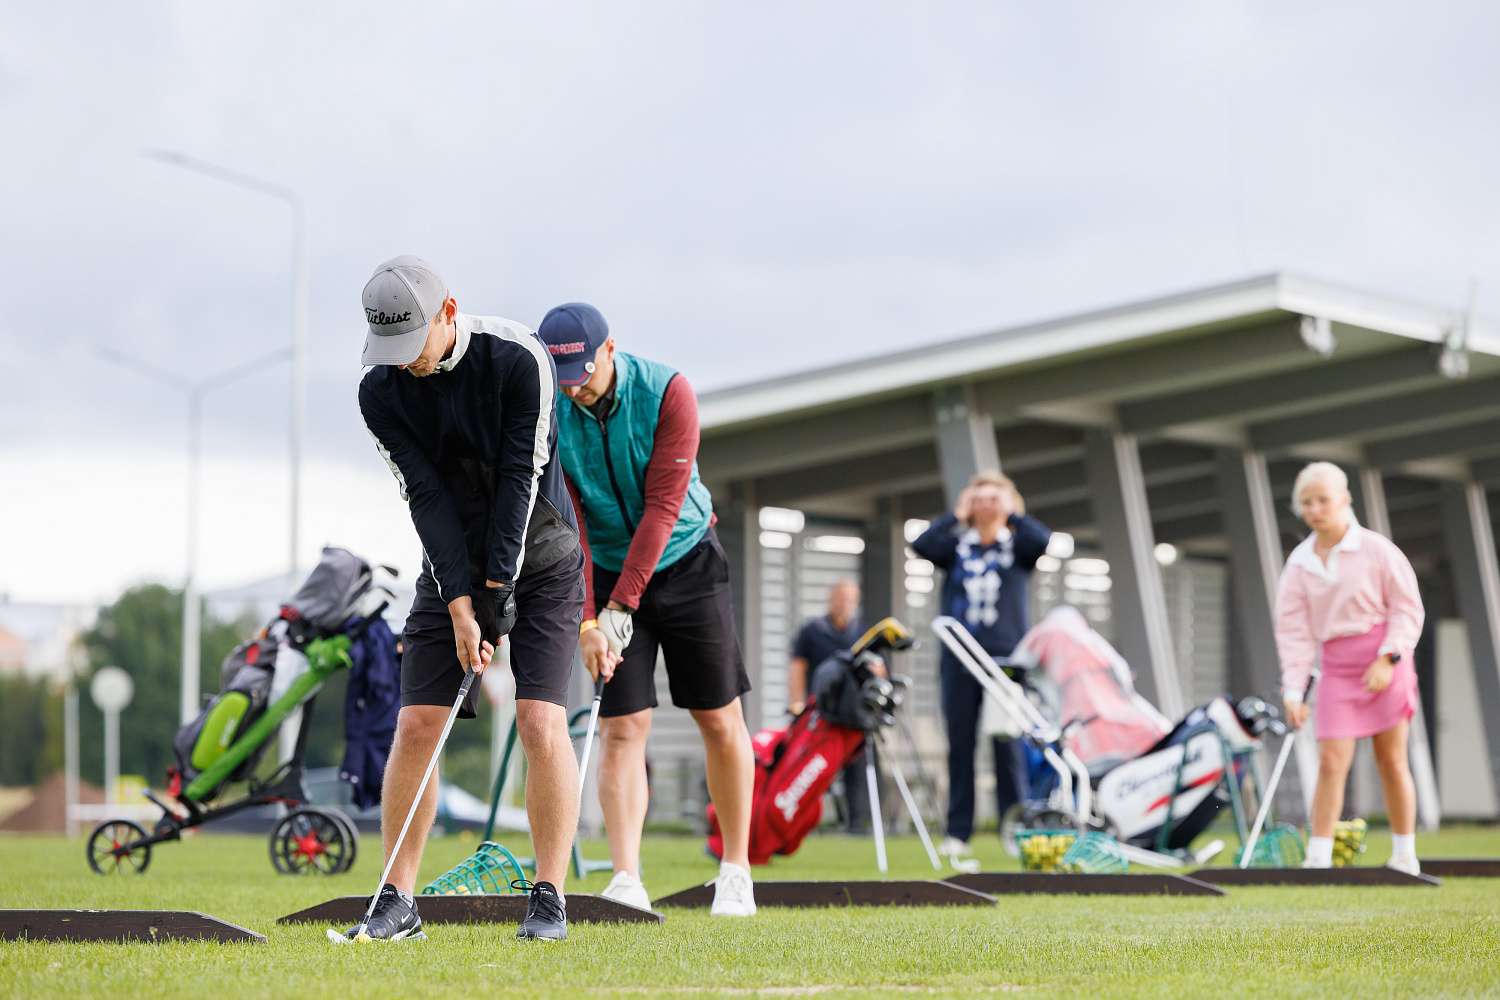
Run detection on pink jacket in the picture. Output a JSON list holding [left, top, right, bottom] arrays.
[[1273, 519, 1425, 699]]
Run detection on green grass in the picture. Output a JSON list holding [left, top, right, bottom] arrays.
[[3, 825, 1498, 999]]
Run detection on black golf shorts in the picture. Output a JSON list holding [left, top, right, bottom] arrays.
[[595, 527, 751, 718], [400, 545, 585, 719]]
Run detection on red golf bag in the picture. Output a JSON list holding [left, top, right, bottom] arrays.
[[706, 708, 866, 864], [705, 617, 918, 865]]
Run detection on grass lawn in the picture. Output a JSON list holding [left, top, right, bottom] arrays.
[[2, 824, 1498, 999]]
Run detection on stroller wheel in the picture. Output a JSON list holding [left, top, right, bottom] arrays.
[[87, 819, 152, 875], [270, 807, 352, 875]]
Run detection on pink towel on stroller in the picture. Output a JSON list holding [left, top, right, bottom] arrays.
[[1011, 606, 1171, 770]]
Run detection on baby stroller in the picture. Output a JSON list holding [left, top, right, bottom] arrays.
[[932, 606, 1281, 865], [86, 547, 397, 877], [706, 618, 943, 873]]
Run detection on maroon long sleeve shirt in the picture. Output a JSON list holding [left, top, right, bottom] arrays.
[[565, 373, 711, 618]]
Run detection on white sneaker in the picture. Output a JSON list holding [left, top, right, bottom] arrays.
[[709, 861, 757, 917], [939, 836, 980, 873], [600, 870, 652, 910], [1386, 853, 1421, 876], [1300, 857, 1332, 869]]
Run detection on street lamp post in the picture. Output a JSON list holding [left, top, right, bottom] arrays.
[[145, 149, 307, 587], [100, 347, 290, 724]]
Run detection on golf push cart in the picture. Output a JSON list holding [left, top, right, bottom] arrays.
[[933, 605, 1290, 870], [86, 547, 397, 877]]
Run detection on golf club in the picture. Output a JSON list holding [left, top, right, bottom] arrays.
[[328, 666, 479, 943], [1240, 675, 1317, 869], [576, 674, 607, 802]]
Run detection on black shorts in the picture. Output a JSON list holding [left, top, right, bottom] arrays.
[[595, 527, 751, 718], [401, 545, 585, 719]]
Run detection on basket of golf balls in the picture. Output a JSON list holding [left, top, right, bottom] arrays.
[[1015, 829, 1076, 871], [1332, 818, 1368, 867], [1057, 831, 1129, 874]]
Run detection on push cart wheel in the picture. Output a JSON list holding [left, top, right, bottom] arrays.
[[87, 819, 152, 875], [1000, 804, 1073, 858], [270, 807, 351, 875], [319, 807, 360, 873]]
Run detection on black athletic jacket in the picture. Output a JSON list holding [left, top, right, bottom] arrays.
[[359, 313, 579, 602]]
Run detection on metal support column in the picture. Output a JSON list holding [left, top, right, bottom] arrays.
[[720, 482, 763, 729], [862, 497, 899, 624], [1216, 447, 1313, 821], [1357, 467, 1440, 830], [1084, 429, 1185, 719], [932, 384, 1001, 506], [1439, 481, 1500, 807]]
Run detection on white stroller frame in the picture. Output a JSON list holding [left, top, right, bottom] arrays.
[[931, 615, 1184, 869], [932, 616, 1095, 828]]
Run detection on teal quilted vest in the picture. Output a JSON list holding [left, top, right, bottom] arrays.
[[557, 352, 713, 573]]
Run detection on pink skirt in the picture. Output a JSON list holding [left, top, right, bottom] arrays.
[[1315, 623, 1417, 741]]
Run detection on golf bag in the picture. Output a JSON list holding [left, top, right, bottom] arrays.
[[171, 636, 279, 788], [706, 619, 915, 865]]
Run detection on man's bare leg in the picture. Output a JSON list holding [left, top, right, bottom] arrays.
[[516, 698, 579, 890], [691, 698, 754, 869], [597, 709, 652, 876], [379, 704, 449, 893]]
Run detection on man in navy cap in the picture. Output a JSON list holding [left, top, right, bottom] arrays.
[[538, 304, 757, 917], [353, 255, 586, 942]]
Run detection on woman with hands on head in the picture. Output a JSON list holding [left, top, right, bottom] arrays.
[[911, 471, 1051, 869], [1274, 462, 1425, 873]]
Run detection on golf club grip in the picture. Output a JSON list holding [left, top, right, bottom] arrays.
[[594, 674, 607, 699]]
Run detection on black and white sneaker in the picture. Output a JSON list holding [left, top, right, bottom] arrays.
[[517, 880, 567, 941], [332, 884, 426, 943]]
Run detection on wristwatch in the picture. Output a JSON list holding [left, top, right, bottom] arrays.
[[1387, 652, 1402, 665]]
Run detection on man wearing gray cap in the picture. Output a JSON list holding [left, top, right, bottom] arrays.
[[351, 255, 588, 942]]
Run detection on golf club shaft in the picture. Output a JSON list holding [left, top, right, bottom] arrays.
[[1239, 729, 1295, 869], [575, 675, 606, 807], [358, 670, 476, 928]]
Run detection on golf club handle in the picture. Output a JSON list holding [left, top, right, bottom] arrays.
[[593, 674, 607, 699]]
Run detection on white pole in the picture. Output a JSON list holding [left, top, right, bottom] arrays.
[[181, 391, 202, 725], [289, 202, 306, 586], [103, 708, 120, 806], [64, 686, 79, 837]]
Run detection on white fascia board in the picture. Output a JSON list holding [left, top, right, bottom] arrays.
[[700, 276, 1282, 430], [1277, 273, 1500, 356]]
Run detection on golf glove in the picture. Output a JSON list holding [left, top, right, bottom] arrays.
[[475, 583, 517, 646], [598, 607, 634, 656]]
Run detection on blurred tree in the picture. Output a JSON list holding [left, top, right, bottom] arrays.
[[0, 676, 63, 786], [80, 585, 249, 786]]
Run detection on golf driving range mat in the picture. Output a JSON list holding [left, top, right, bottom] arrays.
[[0, 910, 265, 943], [945, 871, 1226, 896], [1416, 858, 1500, 877], [654, 879, 996, 908], [277, 893, 663, 926], [1191, 867, 1442, 887]]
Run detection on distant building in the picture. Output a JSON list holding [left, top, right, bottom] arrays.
[[0, 600, 96, 681]]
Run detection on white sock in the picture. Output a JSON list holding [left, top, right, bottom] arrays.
[[1391, 832, 1415, 857], [1307, 836, 1334, 866]]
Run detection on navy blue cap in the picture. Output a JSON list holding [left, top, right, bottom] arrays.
[[537, 303, 609, 387]]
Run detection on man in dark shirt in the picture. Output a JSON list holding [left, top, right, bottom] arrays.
[[353, 255, 584, 942], [788, 579, 882, 832]]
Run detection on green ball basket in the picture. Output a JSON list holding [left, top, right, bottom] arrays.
[[1235, 823, 1306, 868], [1057, 831, 1129, 874], [421, 841, 528, 895]]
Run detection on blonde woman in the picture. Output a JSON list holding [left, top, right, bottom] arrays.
[[1274, 462, 1425, 873], [912, 471, 1051, 864]]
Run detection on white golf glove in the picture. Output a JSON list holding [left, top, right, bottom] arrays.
[[598, 607, 634, 656]]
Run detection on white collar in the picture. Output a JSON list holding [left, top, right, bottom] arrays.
[[1286, 513, 1362, 582], [436, 313, 476, 373]]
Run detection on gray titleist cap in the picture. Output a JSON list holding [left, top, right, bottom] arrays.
[[361, 255, 449, 366]]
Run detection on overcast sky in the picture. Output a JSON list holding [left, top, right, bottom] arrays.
[[2, 2, 1497, 604]]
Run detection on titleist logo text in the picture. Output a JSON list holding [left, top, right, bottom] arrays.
[[366, 308, 413, 326]]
